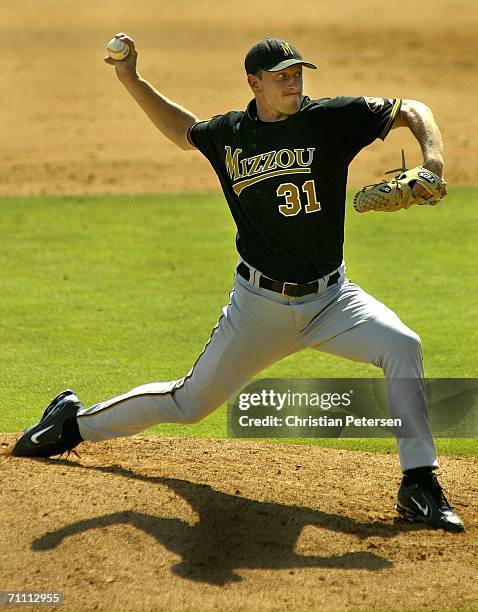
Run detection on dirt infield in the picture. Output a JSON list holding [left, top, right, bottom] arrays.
[[2, 0, 478, 196], [1, 435, 477, 611]]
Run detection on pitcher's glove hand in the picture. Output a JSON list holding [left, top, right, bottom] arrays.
[[353, 166, 447, 213]]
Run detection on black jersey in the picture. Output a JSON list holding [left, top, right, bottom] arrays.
[[188, 95, 400, 283]]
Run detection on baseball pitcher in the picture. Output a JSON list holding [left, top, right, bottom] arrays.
[[12, 36, 462, 532]]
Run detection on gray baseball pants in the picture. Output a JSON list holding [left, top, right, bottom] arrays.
[[77, 262, 438, 471]]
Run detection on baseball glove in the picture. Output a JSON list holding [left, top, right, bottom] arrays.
[[353, 165, 447, 213]]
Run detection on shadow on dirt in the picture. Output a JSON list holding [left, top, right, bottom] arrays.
[[30, 462, 403, 585]]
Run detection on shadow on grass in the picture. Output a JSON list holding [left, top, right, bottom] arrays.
[[30, 461, 401, 585]]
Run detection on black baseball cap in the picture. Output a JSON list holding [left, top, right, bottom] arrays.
[[245, 38, 317, 74]]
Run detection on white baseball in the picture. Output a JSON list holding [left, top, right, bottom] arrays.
[[106, 37, 130, 61]]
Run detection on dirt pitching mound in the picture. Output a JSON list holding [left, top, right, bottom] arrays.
[[1, 435, 477, 611]]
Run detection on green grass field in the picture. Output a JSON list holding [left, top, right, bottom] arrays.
[[1, 188, 476, 455]]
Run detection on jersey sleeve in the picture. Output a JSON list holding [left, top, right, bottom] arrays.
[[326, 96, 401, 158], [187, 116, 224, 162]]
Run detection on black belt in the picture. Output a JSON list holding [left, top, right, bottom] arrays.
[[237, 262, 340, 297]]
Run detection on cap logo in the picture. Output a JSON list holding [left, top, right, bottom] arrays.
[[279, 42, 294, 57]]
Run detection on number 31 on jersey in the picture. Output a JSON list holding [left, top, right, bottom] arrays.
[[276, 179, 321, 217]]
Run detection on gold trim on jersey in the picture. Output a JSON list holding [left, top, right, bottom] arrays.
[[380, 98, 401, 140], [233, 168, 311, 196]]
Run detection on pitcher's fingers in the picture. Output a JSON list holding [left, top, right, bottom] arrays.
[[115, 33, 136, 53]]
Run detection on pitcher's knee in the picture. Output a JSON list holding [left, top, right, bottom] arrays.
[[175, 394, 224, 424], [379, 325, 421, 355], [378, 326, 423, 375], [397, 328, 422, 359], [180, 410, 208, 425]]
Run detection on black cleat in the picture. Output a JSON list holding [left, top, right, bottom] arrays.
[[396, 473, 465, 533], [12, 390, 84, 458]]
